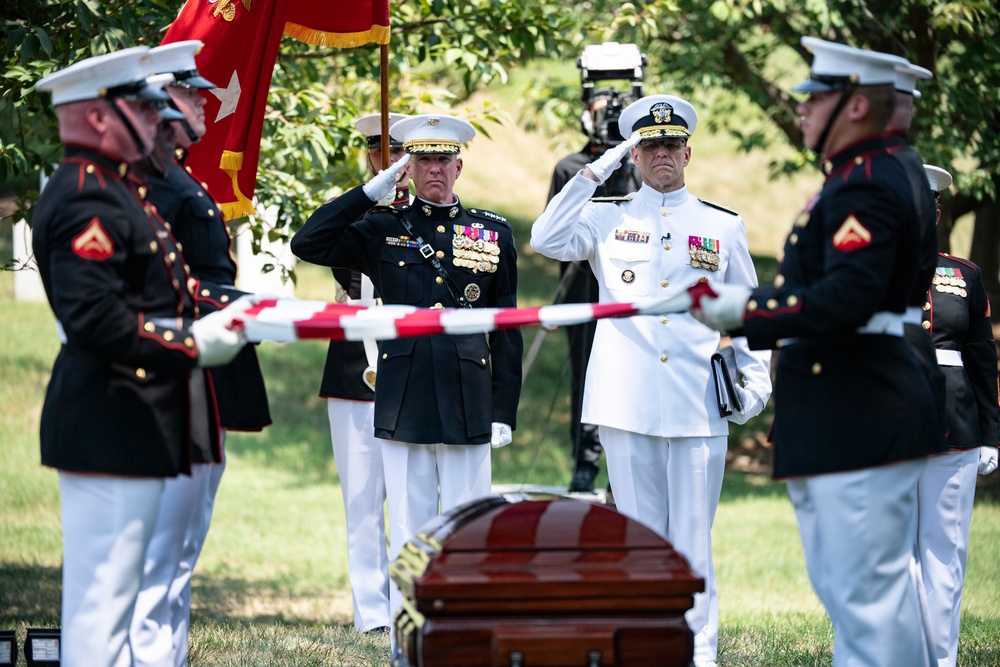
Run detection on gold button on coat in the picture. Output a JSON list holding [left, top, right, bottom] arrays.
[[922, 320, 931, 330], [437, 225, 446, 233], [660, 354, 668, 362], [136, 368, 147, 379], [811, 363, 822, 375]]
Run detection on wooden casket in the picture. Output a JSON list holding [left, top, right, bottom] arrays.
[[390, 495, 705, 667]]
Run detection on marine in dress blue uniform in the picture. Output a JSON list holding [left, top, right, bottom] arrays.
[[129, 40, 272, 667], [290, 114, 523, 648], [532, 94, 772, 667], [32, 47, 246, 667], [692, 38, 948, 667], [916, 164, 999, 667]]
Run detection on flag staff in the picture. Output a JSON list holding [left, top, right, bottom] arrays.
[[379, 43, 390, 170]]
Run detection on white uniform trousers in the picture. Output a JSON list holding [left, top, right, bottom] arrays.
[[131, 458, 225, 667], [59, 472, 164, 667], [788, 459, 932, 667], [917, 448, 979, 667], [328, 398, 391, 632], [383, 440, 491, 646], [601, 428, 726, 666]]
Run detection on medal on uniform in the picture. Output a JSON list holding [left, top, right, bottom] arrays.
[[464, 283, 482, 302], [453, 225, 499, 274], [622, 269, 635, 284], [689, 235, 721, 271]]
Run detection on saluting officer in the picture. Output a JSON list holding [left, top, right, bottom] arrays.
[[531, 94, 772, 667], [693, 38, 948, 666], [290, 113, 523, 633], [129, 40, 272, 667], [32, 47, 246, 667], [916, 164, 999, 667], [297, 111, 411, 636]]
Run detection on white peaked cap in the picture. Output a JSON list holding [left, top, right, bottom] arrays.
[[36, 46, 171, 106], [794, 37, 909, 93], [924, 164, 953, 193], [390, 114, 476, 154]]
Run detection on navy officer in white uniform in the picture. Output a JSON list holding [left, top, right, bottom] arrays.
[[531, 94, 772, 667]]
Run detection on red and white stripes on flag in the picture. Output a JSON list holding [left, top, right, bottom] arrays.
[[237, 289, 707, 343]]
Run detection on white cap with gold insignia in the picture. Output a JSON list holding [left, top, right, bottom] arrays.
[[618, 94, 698, 141], [923, 164, 953, 193], [389, 114, 476, 154], [794, 37, 910, 94], [36, 46, 172, 106], [355, 112, 410, 148]]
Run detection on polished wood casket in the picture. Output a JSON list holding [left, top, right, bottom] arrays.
[[390, 495, 705, 667]]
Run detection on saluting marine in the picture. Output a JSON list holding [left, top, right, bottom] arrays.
[[290, 113, 523, 647]]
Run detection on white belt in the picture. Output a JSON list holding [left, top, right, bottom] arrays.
[[856, 307, 921, 336], [935, 349, 963, 366]]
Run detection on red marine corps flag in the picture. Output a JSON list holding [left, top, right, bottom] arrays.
[[161, 0, 391, 220]]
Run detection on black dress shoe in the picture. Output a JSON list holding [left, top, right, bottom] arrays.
[[365, 626, 390, 636], [568, 463, 599, 493]]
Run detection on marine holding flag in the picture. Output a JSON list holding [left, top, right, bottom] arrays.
[[290, 114, 523, 641], [691, 38, 948, 665]]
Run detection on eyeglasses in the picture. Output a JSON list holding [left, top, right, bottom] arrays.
[[637, 139, 688, 153]]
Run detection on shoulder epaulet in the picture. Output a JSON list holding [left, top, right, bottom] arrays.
[[467, 207, 510, 228], [698, 198, 738, 216], [589, 195, 632, 203]]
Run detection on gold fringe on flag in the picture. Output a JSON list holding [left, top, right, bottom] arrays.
[[217, 150, 257, 220], [282, 22, 390, 47]]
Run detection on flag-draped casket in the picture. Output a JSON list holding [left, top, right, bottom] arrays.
[[389, 496, 704, 667]]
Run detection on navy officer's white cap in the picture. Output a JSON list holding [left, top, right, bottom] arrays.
[[794, 37, 909, 94], [923, 164, 953, 193], [146, 40, 216, 90], [618, 94, 698, 141], [355, 112, 410, 148], [390, 114, 476, 154], [894, 62, 932, 99], [36, 46, 172, 106]]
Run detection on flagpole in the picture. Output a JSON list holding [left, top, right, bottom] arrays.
[[380, 43, 390, 170]]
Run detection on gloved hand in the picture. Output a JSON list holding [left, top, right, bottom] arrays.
[[362, 153, 410, 204], [490, 422, 512, 449], [978, 446, 998, 475], [691, 283, 751, 333], [728, 384, 764, 425], [584, 130, 642, 184], [191, 305, 248, 368]]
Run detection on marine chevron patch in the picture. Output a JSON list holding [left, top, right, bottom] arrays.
[[831, 214, 871, 252], [71, 217, 114, 260]]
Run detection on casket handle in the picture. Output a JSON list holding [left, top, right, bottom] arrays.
[[509, 651, 524, 667]]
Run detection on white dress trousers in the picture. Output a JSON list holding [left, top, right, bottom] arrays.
[[59, 472, 164, 667], [328, 397, 391, 632], [917, 447, 979, 667], [131, 458, 225, 667], [787, 459, 932, 667], [382, 440, 491, 643], [602, 428, 727, 666]]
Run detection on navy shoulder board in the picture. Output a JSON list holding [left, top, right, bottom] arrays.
[[589, 195, 632, 203], [698, 198, 738, 216]]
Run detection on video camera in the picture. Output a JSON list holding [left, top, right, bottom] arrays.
[[577, 43, 646, 147]]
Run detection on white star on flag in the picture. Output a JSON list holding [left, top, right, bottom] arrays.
[[210, 70, 241, 122]]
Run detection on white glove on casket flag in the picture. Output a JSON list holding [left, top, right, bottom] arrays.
[[692, 283, 751, 333], [491, 422, 512, 449], [191, 297, 253, 368]]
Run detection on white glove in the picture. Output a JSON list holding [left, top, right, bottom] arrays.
[[692, 283, 751, 333], [584, 130, 642, 184], [191, 305, 248, 368], [728, 384, 764, 425], [490, 422, 512, 449], [979, 446, 998, 475], [362, 153, 410, 204]]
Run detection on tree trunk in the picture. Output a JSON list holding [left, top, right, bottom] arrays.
[[969, 193, 1000, 323]]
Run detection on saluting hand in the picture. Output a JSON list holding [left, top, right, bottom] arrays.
[[584, 130, 642, 184], [363, 153, 410, 205]]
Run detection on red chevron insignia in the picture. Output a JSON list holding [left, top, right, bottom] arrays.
[[832, 214, 871, 252], [71, 217, 114, 260]]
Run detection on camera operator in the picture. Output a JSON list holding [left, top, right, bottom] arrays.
[[547, 86, 640, 493]]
